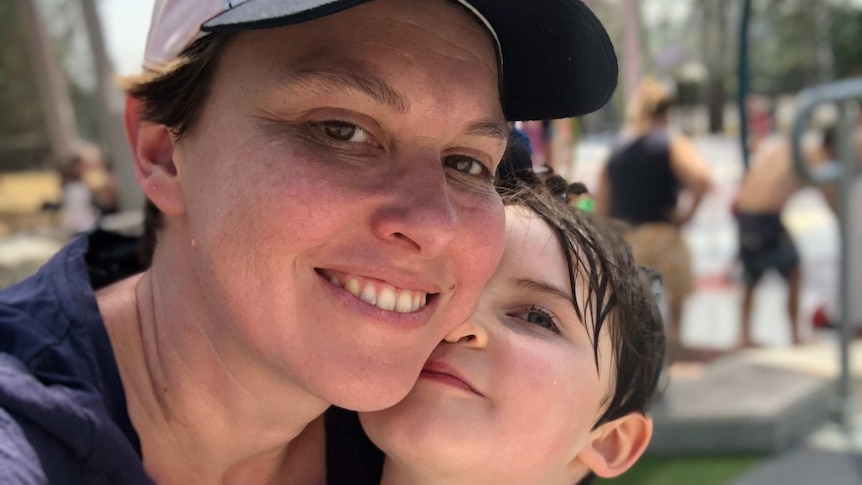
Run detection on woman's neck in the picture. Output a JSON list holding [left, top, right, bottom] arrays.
[[99, 255, 328, 484]]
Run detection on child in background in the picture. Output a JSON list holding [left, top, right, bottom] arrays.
[[60, 155, 98, 234], [567, 181, 596, 214]]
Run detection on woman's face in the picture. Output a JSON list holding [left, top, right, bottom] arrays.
[[164, 0, 507, 411], [360, 206, 616, 483]]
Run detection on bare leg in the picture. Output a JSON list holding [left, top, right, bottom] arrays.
[[786, 267, 802, 345], [740, 284, 756, 347]]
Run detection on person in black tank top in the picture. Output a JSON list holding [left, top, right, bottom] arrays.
[[606, 131, 680, 225], [596, 78, 712, 353]]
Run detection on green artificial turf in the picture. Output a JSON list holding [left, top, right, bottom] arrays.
[[598, 455, 762, 485]]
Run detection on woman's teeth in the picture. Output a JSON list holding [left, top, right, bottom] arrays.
[[330, 275, 427, 314]]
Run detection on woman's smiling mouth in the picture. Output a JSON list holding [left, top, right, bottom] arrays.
[[317, 269, 432, 314]]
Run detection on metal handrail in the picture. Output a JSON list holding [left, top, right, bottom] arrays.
[[790, 78, 862, 184], [789, 78, 861, 428]]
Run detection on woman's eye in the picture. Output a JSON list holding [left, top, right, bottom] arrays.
[[319, 121, 371, 143], [446, 155, 491, 179], [514, 307, 559, 333]]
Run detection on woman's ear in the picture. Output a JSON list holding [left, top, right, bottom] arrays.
[[574, 414, 653, 479], [124, 95, 185, 216]]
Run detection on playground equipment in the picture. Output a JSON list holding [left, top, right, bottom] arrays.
[[737, 0, 862, 430], [790, 78, 862, 428]]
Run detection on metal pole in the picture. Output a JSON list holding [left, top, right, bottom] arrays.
[[815, 0, 834, 83], [79, 0, 143, 213], [834, 103, 858, 428], [737, 0, 752, 170]]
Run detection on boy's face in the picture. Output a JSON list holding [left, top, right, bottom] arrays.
[[361, 206, 616, 483], [149, 0, 507, 411]]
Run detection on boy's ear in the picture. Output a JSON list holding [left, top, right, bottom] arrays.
[[124, 95, 185, 216], [574, 414, 653, 479]]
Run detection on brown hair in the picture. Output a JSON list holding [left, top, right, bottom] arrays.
[[625, 77, 674, 133], [123, 33, 235, 137]]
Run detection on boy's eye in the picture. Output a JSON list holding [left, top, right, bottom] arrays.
[[445, 155, 491, 179], [318, 121, 371, 143], [514, 307, 560, 333]]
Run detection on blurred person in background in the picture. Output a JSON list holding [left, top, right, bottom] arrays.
[[732, 125, 840, 347], [59, 154, 98, 234], [496, 128, 538, 188], [90, 158, 120, 216], [595, 77, 712, 353], [567, 181, 595, 214], [76, 143, 120, 216], [520, 120, 555, 170]]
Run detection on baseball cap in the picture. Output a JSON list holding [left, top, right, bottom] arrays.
[[144, 0, 617, 121]]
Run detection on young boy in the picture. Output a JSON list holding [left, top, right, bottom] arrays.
[[325, 187, 666, 484]]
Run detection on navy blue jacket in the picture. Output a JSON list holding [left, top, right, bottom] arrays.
[[0, 236, 152, 485]]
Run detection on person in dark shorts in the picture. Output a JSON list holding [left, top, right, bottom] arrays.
[[733, 128, 838, 346], [736, 212, 801, 345]]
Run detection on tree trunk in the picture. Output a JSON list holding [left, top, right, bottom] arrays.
[[700, 0, 726, 134], [80, 0, 143, 212], [18, 0, 78, 165]]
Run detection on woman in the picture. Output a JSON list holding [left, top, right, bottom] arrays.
[[596, 78, 712, 351]]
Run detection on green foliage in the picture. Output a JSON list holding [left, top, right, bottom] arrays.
[[831, 5, 862, 78], [748, 0, 826, 94], [634, 0, 861, 97]]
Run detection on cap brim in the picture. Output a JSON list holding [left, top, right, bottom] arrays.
[[203, 0, 617, 121]]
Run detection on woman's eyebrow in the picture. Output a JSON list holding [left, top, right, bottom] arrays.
[[280, 68, 508, 142], [282, 68, 409, 113], [513, 278, 573, 305], [465, 119, 510, 143]]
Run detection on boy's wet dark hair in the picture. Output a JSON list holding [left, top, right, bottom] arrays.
[[502, 187, 664, 485]]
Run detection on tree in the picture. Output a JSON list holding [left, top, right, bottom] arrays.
[[830, 3, 862, 79], [0, 2, 51, 170]]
